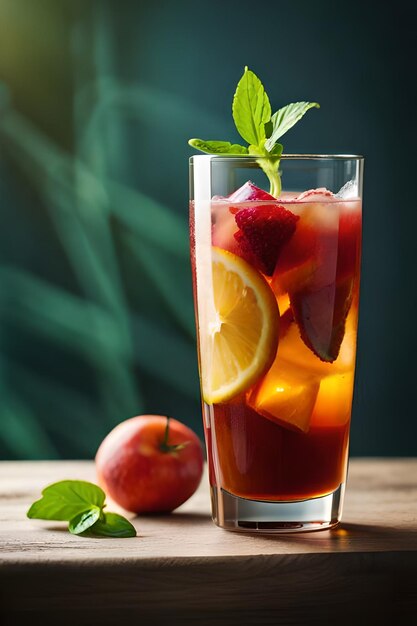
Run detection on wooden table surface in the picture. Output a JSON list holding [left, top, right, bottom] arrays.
[[1, 460, 416, 625]]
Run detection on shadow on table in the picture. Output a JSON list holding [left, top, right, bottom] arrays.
[[43, 511, 210, 535], [136, 511, 210, 524], [45, 518, 417, 549], [234, 521, 417, 551]]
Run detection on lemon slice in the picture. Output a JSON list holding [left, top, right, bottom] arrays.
[[199, 247, 279, 404]]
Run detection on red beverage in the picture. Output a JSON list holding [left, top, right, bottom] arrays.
[[190, 142, 364, 534], [192, 185, 361, 502]]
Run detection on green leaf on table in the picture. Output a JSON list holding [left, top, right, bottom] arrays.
[[265, 102, 320, 151], [27, 480, 136, 539], [69, 507, 102, 535], [27, 480, 106, 521], [188, 139, 248, 155], [232, 66, 272, 147], [87, 512, 137, 538]]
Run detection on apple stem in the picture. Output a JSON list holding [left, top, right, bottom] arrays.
[[161, 416, 171, 451], [160, 416, 189, 454]]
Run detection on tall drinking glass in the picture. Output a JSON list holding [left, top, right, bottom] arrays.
[[190, 155, 363, 532]]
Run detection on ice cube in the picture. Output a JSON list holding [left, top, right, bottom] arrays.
[[277, 191, 299, 202], [335, 180, 359, 199], [295, 188, 335, 202], [211, 201, 240, 255], [228, 181, 275, 202]]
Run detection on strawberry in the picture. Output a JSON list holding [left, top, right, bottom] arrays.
[[288, 204, 361, 362], [211, 182, 276, 256], [290, 278, 353, 363], [233, 204, 299, 276]]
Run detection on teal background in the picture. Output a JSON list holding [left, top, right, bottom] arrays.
[[0, 0, 415, 459]]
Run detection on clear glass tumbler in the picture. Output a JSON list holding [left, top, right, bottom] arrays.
[[190, 154, 363, 532]]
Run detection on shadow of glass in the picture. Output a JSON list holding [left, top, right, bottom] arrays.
[[231, 521, 417, 551]]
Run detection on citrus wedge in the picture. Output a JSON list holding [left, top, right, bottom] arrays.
[[199, 247, 279, 404]]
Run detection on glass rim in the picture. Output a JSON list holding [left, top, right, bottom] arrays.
[[190, 153, 364, 161]]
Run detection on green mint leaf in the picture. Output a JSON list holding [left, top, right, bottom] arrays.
[[87, 512, 137, 538], [264, 120, 273, 139], [27, 480, 106, 521], [265, 102, 320, 151], [232, 66, 271, 146], [69, 506, 101, 535], [270, 142, 283, 157], [188, 139, 248, 155]]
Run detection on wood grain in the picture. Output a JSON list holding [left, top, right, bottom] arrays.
[[0, 460, 416, 625]]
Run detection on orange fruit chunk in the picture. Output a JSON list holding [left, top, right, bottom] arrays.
[[248, 359, 320, 433], [199, 247, 279, 404], [310, 372, 354, 427]]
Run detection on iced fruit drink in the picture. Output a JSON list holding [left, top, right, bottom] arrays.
[[190, 181, 361, 503], [189, 67, 363, 530]]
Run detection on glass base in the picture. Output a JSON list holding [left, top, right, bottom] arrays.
[[210, 484, 344, 533]]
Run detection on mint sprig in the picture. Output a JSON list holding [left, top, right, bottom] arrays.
[[188, 67, 319, 197], [27, 480, 136, 538]]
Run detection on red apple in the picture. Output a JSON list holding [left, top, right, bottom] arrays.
[[96, 415, 204, 514]]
